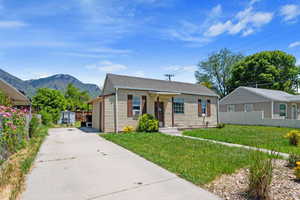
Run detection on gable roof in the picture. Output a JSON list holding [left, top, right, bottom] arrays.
[[104, 73, 218, 97], [220, 86, 300, 104], [0, 78, 30, 105]]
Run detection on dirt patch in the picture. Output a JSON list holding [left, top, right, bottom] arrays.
[[205, 160, 300, 200]]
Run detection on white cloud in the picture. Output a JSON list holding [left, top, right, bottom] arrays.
[[165, 65, 197, 73], [165, 4, 222, 44], [88, 47, 132, 54], [205, 6, 273, 37], [289, 41, 300, 48], [60, 52, 104, 58], [86, 60, 128, 72], [0, 20, 27, 28], [280, 4, 300, 22], [205, 21, 232, 37]]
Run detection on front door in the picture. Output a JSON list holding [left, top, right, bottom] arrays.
[[292, 104, 298, 120], [155, 102, 164, 127]]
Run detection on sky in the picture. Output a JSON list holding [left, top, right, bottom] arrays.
[[0, 0, 300, 87]]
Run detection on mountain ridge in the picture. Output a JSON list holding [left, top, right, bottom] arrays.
[[0, 69, 101, 98]]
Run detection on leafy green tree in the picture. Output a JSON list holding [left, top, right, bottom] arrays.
[[229, 50, 300, 93], [64, 84, 91, 111], [195, 48, 244, 97], [32, 88, 67, 123]]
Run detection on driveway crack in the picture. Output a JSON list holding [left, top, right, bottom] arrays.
[[86, 177, 178, 200]]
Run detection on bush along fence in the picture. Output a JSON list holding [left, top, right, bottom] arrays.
[[0, 105, 46, 200], [0, 105, 29, 162]]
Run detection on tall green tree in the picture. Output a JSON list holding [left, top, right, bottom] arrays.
[[64, 84, 91, 111], [32, 88, 67, 123], [195, 48, 244, 97], [229, 50, 300, 93]]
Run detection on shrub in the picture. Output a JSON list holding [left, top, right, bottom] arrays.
[[295, 162, 300, 180], [39, 110, 53, 126], [29, 115, 40, 138], [248, 152, 274, 200], [122, 125, 134, 133], [284, 130, 300, 146], [216, 123, 225, 129], [0, 106, 27, 159], [288, 153, 300, 168], [137, 114, 159, 132]]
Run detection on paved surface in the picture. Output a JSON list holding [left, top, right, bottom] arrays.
[[21, 128, 221, 200]]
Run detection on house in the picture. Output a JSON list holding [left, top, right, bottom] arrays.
[[220, 86, 300, 120], [0, 78, 30, 107], [89, 74, 219, 132]]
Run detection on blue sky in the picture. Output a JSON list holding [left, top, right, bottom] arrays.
[[0, 0, 300, 87]]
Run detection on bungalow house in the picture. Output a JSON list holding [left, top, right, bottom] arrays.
[[90, 74, 219, 132], [0, 78, 30, 107], [220, 86, 300, 120]]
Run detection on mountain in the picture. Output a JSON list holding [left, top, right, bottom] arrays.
[[0, 69, 36, 97], [26, 74, 101, 98], [0, 69, 101, 98]]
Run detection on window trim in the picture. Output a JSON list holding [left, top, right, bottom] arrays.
[[244, 104, 254, 112], [173, 98, 184, 114], [132, 95, 141, 116], [201, 100, 207, 115], [279, 103, 287, 117]]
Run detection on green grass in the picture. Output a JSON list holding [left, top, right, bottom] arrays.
[[102, 132, 273, 185], [183, 125, 300, 155]]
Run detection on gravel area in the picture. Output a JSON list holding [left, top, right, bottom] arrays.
[[205, 160, 300, 200]]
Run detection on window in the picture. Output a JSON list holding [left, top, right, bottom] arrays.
[[228, 104, 235, 112], [244, 104, 253, 112], [202, 100, 207, 114], [132, 96, 141, 116], [173, 98, 184, 113], [279, 104, 287, 117]]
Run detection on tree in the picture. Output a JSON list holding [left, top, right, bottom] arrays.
[[64, 84, 91, 111], [229, 50, 300, 93], [195, 48, 244, 97], [32, 88, 67, 123]]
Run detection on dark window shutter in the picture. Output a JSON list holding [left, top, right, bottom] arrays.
[[207, 99, 211, 117], [198, 99, 202, 116], [127, 95, 133, 117], [142, 96, 147, 114]]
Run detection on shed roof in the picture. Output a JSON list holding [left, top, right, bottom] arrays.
[[0, 78, 30, 105], [104, 74, 218, 97]]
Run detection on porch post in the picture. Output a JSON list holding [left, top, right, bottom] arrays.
[[172, 97, 174, 127], [156, 96, 159, 121], [271, 101, 274, 119]]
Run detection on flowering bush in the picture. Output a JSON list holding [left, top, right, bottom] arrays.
[[284, 130, 300, 146], [0, 105, 28, 159], [122, 125, 134, 133], [295, 162, 300, 180]]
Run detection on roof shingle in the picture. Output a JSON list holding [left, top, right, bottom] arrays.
[[105, 74, 218, 97]]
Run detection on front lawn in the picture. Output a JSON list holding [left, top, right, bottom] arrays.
[[183, 125, 300, 155], [102, 132, 272, 185]]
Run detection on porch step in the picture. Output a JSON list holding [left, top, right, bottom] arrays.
[[159, 127, 182, 136]]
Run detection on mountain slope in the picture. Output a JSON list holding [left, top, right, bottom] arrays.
[[26, 74, 101, 98], [0, 69, 36, 97], [0, 69, 101, 98]]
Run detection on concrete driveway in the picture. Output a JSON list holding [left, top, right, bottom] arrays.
[[21, 128, 220, 200]]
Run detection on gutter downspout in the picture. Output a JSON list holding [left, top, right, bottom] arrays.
[[115, 88, 119, 133]]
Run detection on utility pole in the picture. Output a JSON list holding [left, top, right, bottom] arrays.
[[165, 74, 174, 81]]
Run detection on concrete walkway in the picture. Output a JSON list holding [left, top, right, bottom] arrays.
[[21, 128, 220, 200], [161, 128, 289, 159]]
